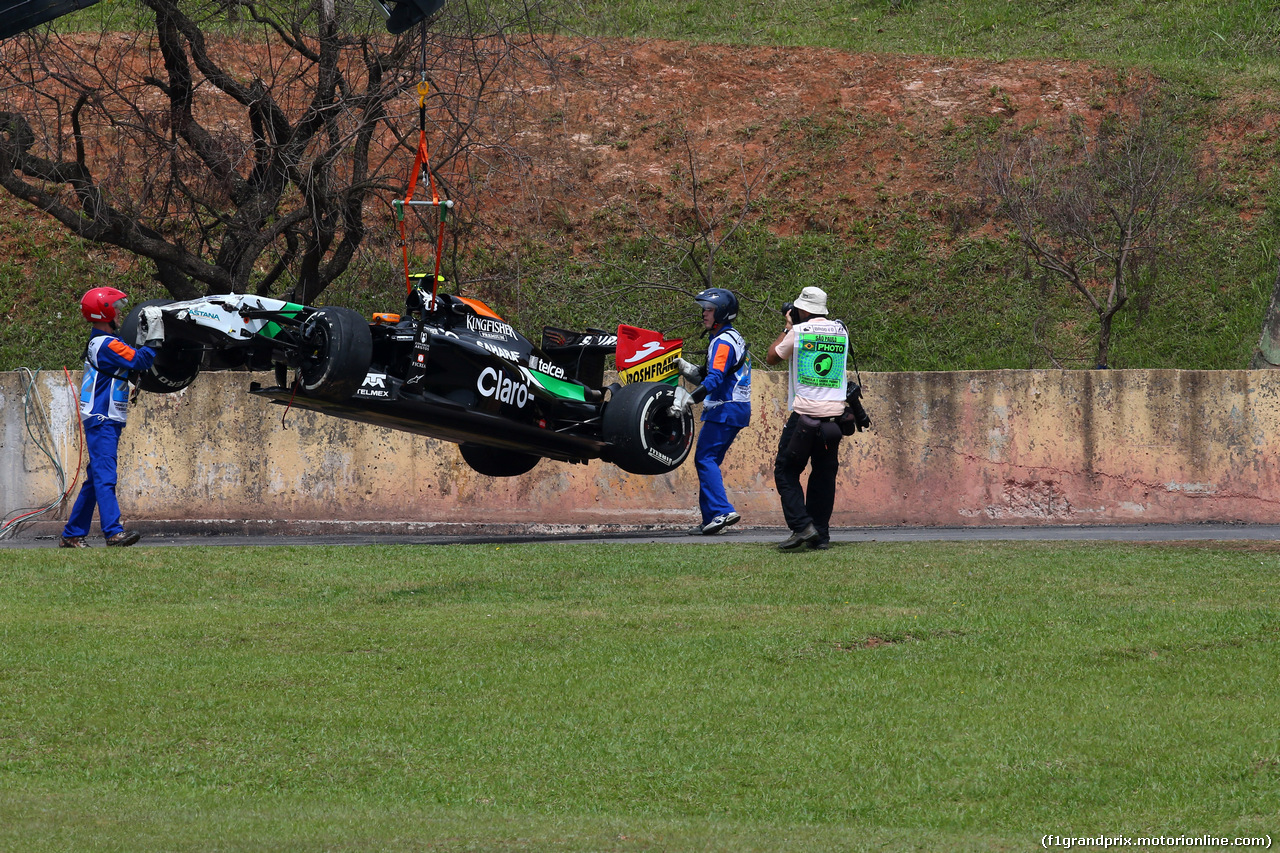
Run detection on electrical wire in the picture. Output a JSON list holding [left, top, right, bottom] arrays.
[[0, 368, 83, 540], [0, 369, 67, 536]]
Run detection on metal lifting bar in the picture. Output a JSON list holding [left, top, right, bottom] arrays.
[[397, 28, 453, 304]]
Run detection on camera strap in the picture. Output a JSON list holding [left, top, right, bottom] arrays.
[[835, 318, 862, 392]]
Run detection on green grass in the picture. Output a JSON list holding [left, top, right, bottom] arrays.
[[493, 218, 1273, 372], [567, 0, 1280, 85], [8, 209, 1272, 373], [2, 540, 1278, 851], [49, 0, 1280, 84]]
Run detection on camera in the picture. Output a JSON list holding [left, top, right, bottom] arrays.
[[838, 382, 872, 435], [781, 301, 801, 324]]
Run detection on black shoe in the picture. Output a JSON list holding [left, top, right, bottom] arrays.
[[777, 523, 819, 551], [106, 530, 141, 547], [809, 539, 831, 551], [59, 536, 89, 549]]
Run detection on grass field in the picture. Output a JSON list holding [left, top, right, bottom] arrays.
[[1, 540, 1277, 851], [567, 0, 1280, 83]]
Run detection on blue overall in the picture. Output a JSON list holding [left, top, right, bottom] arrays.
[[62, 330, 155, 540], [694, 325, 751, 524]]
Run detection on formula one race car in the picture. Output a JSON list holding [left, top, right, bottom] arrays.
[[120, 281, 694, 477]]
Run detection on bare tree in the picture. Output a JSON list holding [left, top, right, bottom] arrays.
[[579, 121, 779, 334], [667, 126, 770, 292], [0, 0, 557, 303], [980, 94, 1202, 368]]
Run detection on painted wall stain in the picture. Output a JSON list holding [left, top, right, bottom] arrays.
[[7, 368, 1280, 527]]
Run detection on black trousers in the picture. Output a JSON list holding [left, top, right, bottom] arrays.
[[773, 411, 842, 544]]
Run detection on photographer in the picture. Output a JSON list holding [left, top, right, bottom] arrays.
[[765, 286, 856, 551]]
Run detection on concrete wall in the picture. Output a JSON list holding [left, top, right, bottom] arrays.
[[5, 368, 1280, 532]]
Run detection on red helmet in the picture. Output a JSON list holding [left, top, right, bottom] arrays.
[[80, 287, 129, 325]]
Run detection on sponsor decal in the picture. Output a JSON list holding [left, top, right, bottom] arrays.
[[544, 327, 618, 349], [528, 354, 566, 379], [356, 372, 392, 399], [616, 324, 683, 385], [465, 314, 516, 340], [187, 307, 223, 321], [622, 340, 664, 364], [645, 447, 678, 467], [619, 351, 681, 384], [477, 366, 530, 408], [476, 339, 522, 362]]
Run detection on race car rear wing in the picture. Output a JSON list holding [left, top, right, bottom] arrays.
[[541, 326, 616, 389]]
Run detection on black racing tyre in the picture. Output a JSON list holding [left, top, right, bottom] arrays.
[[459, 443, 541, 477], [298, 306, 373, 402], [119, 299, 203, 394], [601, 381, 695, 475]]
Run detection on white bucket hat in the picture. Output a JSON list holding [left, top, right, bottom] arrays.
[[794, 286, 828, 316]]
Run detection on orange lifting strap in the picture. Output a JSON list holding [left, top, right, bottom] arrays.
[[396, 80, 453, 304]]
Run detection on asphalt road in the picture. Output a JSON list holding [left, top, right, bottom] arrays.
[[4, 522, 1280, 549]]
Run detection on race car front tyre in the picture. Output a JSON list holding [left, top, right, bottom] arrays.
[[298, 306, 373, 402], [459, 443, 541, 477], [601, 381, 695, 475], [119, 299, 203, 394]]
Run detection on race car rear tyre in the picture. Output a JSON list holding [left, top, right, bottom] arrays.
[[459, 443, 541, 477], [119, 299, 203, 394], [298, 306, 373, 402], [601, 381, 695, 475]]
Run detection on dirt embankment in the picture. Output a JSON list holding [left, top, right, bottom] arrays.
[[463, 38, 1277, 261], [3, 35, 1273, 282]]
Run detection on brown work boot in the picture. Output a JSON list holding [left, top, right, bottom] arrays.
[[777, 523, 819, 551], [106, 530, 141, 547], [59, 536, 89, 548]]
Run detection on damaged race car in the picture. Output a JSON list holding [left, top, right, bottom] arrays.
[[120, 276, 695, 477]]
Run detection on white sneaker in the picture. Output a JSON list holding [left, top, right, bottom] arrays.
[[701, 511, 741, 535]]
